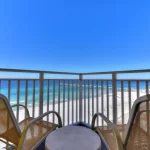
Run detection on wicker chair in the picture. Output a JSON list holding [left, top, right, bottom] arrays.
[[0, 94, 62, 150], [91, 94, 150, 150]]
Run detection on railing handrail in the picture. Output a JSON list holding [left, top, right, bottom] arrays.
[[1, 68, 150, 75], [0, 68, 80, 75], [82, 69, 150, 75]]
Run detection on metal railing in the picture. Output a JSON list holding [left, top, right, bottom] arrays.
[[0, 68, 150, 126]]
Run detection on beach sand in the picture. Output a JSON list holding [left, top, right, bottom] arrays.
[[16, 90, 147, 126]]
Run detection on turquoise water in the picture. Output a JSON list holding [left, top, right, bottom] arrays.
[[0, 80, 148, 106]]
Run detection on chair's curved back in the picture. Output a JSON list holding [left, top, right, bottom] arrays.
[[0, 94, 21, 146], [124, 94, 150, 150]]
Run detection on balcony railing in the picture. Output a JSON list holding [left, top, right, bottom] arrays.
[[0, 68, 150, 127]]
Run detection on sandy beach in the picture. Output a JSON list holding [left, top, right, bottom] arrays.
[[15, 90, 147, 127]]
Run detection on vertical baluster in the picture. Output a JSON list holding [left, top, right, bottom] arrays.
[[101, 81, 104, 126], [112, 73, 117, 124], [39, 73, 44, 115], [146, 81, 149, 134], [17, 80, 20, 121], [72, 80, 74, 123], [121, 81, 124, 125], [58, 80, 60, 114], [32, 80, 35, 118], [92, 80, 94, 118], [8, 80, 10, 102], [128, 81, 131, 113], [136, 81, 139, 98], [146, 81, 149, 94], [76, 80, 78, 122], [107, 81, 109, 120], [88, 80, 90, 124], [68, 80, 70, 125], [53, 80, 55, 123], [96, 80, 99, 126], [25, 80, 28, 118], [84, 80, 86, 122], [47, 80, 50, 121], [79, 74, 82, 122], [63, 80, 65, 125]]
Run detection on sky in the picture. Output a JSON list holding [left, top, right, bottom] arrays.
[[0, 0, 150, 73]]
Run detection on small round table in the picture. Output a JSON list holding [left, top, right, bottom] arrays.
[[45, 126, 101, 150]]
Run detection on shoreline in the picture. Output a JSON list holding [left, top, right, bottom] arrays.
[[15, 91, 147, 125]]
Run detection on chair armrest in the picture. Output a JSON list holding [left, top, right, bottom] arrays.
[[17, 111, 62, 150], [24, 110, 62, 128], [11, 104, 30, 117], [91, 113, 116, 130], [91, 113, 123, 150]]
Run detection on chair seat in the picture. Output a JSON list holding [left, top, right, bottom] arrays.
[[0, 117, 58, 150], [96, 124, 126, 150], [126, 122, 150, 150], [18, 117, 58, 150]]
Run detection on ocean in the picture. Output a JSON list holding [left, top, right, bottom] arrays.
[[0, 80, 148, 107]]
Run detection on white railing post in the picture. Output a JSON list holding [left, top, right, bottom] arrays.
[[39, 72, 44, 115], [112, 73, 117, 124], [79, 74, 83, 122]]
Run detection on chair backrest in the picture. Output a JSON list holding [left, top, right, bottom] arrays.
[[124, 94, 150, 149], [0, 94, 21, 146]]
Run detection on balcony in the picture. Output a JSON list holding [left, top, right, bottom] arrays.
[[0, 68, 150, 149]]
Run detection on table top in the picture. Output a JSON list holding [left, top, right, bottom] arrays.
[[45, 126, 101, 150]]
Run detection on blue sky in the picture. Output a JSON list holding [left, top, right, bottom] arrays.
[[0, 0, 150, 73]]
